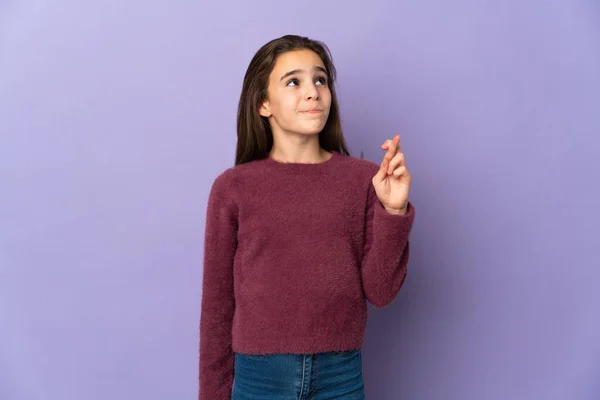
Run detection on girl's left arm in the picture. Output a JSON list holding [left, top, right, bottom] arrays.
[[360, 185, 415, 308], [361, 134, 415, 307]]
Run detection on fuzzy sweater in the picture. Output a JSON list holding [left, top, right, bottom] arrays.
[[198, 151, 415, 399]]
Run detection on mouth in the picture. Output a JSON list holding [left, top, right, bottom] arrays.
[[299, 109, 323, 114]]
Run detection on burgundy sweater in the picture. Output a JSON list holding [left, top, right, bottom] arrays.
[[198, 151, 415, 399]]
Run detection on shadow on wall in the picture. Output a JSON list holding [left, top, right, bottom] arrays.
[[342, 82, 470, 398], [361, 189, 470, 399]]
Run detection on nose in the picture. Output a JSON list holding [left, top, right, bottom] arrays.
[[305, 83, 320, 101]]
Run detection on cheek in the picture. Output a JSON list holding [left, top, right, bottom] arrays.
[[277, 93, 300, 114], [266, 87, 294, 114], [321, 88, 332, 105]]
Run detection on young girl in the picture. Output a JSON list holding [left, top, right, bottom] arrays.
[[199, 34, 415, 400]]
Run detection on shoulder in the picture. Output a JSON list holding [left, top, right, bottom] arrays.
[[209, 167, 237, 195], [208, 158, 265, 196], [336, 152, 381, 180]]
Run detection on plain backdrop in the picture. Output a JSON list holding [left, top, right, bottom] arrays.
[[1, 1, 599, 399]]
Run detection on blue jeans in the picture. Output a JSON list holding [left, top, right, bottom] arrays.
[[231, 349, 365, 400]]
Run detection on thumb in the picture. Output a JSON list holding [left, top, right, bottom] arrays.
[[373, 158, 388, 185]]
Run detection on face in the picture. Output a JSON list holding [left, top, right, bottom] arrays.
[[259, 49, 332, 137]]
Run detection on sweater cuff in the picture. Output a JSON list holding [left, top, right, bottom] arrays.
[[373, 200, 415, 238]]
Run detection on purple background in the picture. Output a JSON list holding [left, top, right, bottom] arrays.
[[1, 1, 599, 399]]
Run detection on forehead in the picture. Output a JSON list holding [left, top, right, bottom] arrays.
[[272, 49, 326, 72]]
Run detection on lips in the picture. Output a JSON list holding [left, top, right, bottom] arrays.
[[300, 109, 323, 114]]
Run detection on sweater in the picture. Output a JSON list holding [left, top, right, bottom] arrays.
[[198, 150, 415, 399]]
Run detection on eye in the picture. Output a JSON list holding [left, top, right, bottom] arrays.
[[316, 76, 328, 85], [286, 78, 299, 87]]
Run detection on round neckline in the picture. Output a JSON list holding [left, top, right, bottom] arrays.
[[266, 151, 339, 168]]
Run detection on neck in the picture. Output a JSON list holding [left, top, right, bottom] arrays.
[[268, 135, 330, 164]]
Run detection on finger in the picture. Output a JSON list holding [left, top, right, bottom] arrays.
[[384, 135, 401, 159], [390, 134, 400, 150], [382, 141, 401, 153], [392, 165, 407, 177], [387, 152, 405, 174], [373, 157, 389, 183]]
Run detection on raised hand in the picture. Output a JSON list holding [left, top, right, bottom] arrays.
[[372, 135, 412, 215]]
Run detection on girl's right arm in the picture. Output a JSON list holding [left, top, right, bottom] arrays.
[[198, 174, 238, 400]]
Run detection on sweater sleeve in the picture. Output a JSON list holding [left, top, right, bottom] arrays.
[[360, 180, 415, 308], [199, 175, 237, 400]]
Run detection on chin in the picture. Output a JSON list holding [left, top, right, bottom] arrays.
[[304, 129, 323, 135], [300, 124, 328, 135]]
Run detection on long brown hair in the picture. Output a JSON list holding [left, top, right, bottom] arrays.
[[235, 34, 351, 166]]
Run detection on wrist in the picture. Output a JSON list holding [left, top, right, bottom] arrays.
[[384, 205, 408, 215]]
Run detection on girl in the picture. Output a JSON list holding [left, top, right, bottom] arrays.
[[199, 34, 415, 400]]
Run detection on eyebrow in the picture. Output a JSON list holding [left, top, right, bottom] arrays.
[[280, 66, 327, 81]]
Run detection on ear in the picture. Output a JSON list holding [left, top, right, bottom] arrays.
[[259, 100, 272, 118]]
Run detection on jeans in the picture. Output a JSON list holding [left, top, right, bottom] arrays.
[[231, 349, 365, 400]]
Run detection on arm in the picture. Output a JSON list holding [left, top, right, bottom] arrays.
[[199, 176, 237, 399], [360, 182, 415, 308]]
